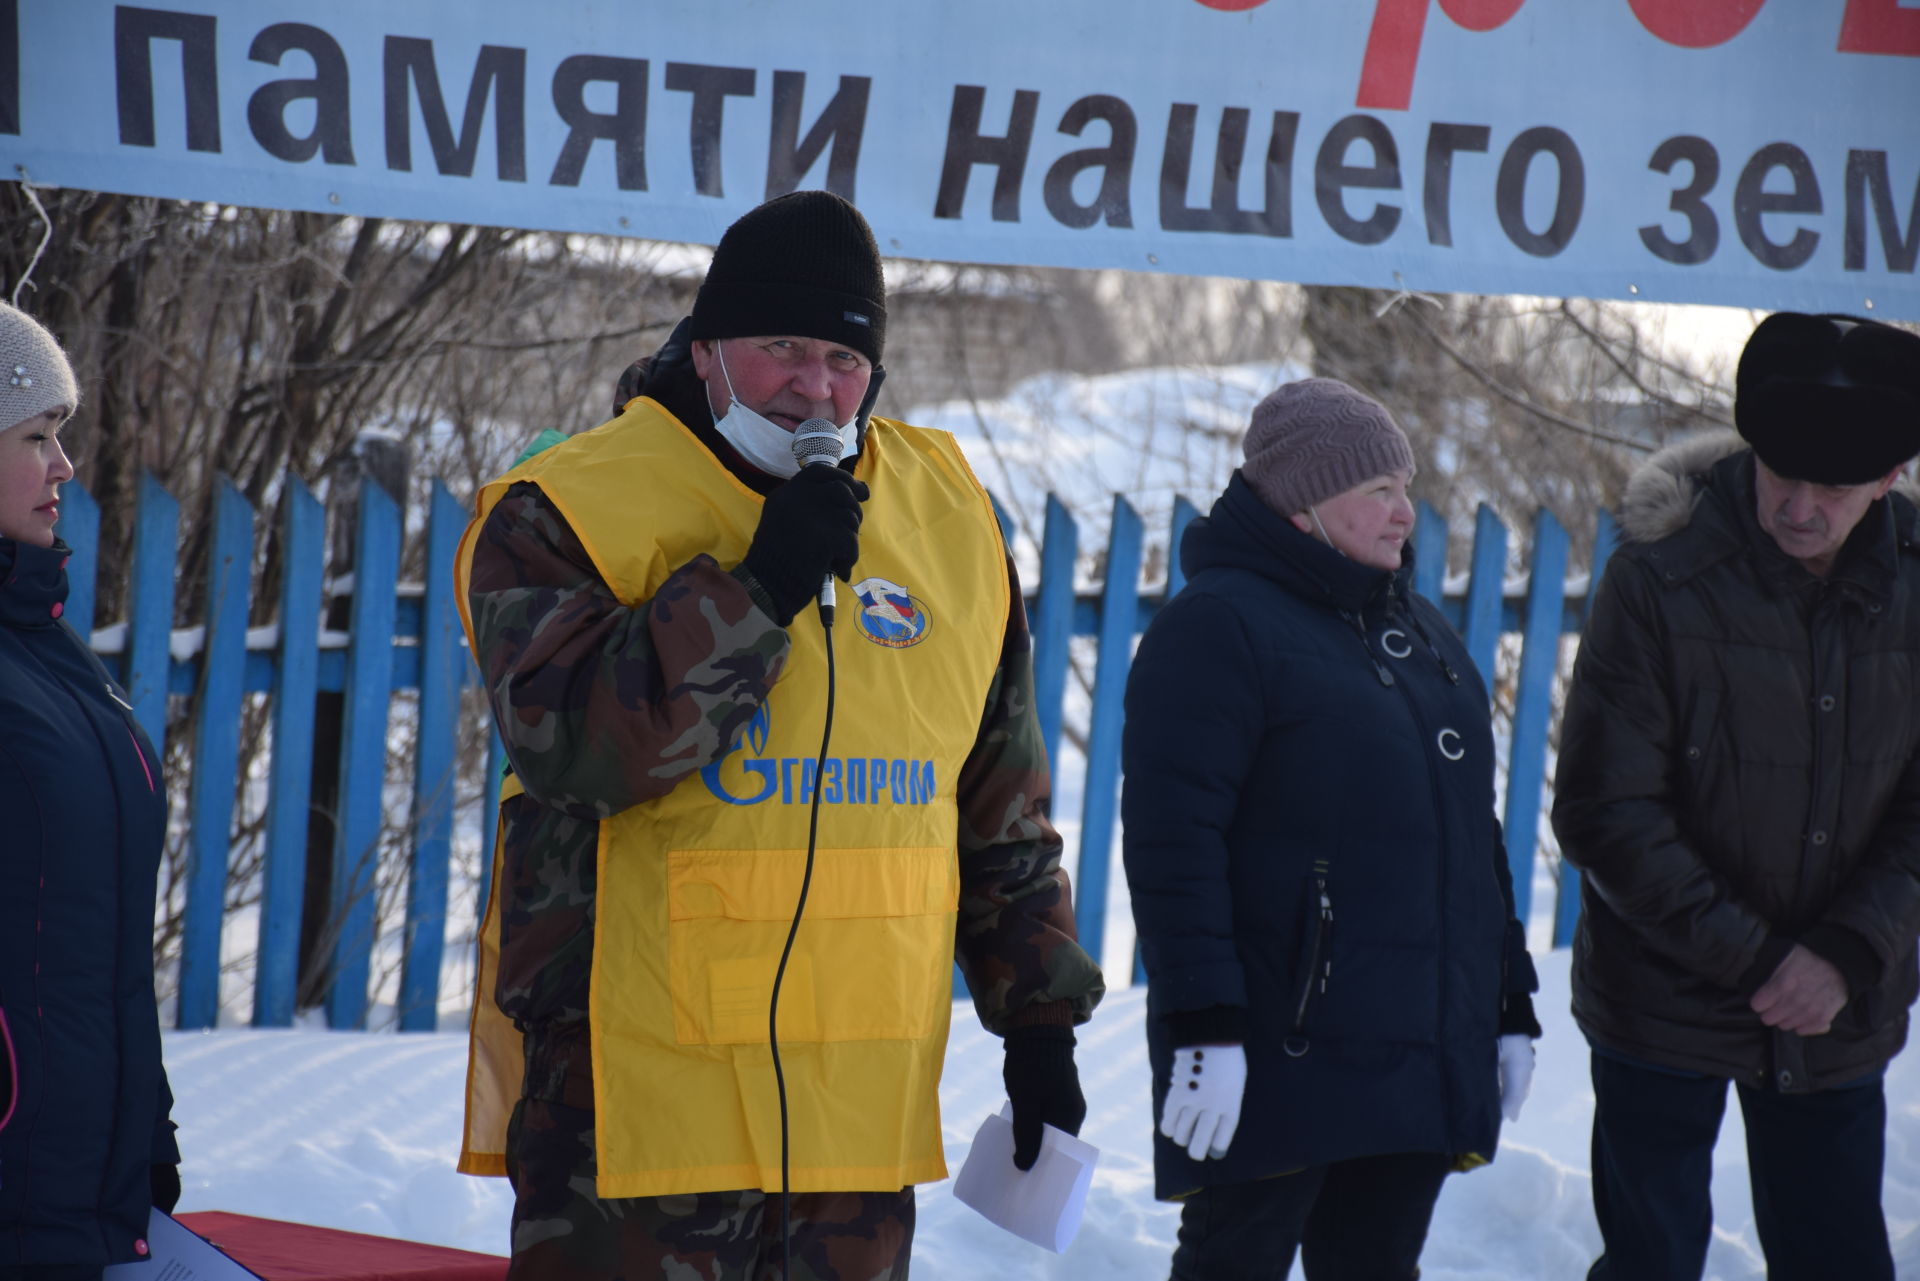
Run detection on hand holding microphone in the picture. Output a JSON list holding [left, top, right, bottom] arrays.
[[738, 419, 867, 626]]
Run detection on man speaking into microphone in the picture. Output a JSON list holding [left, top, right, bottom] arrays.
[[453, 190, 1104, 1281]]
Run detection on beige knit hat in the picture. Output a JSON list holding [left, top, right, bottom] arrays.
[[1241, 378, 1413, 516], [0, 301, 80, 430]]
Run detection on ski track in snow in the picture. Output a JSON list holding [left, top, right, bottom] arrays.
[[165, 950, 1920, 1279]]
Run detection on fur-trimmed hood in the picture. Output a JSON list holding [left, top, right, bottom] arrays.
[[1618, 429, 1920, 545], [1617, 430, 1743, 545]]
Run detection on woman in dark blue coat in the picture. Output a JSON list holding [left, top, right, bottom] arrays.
[[0, 302, 180, 1280], [1123, 379, 1539, 1281]]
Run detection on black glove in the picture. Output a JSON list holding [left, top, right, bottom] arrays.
[[1002, 1026, 1086, 1171], [738, 465, 869, 625], [151, 1162, 181, 1214], [612, 357, 652, 416]]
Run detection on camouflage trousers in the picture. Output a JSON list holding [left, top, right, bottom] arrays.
[[504, 1095, 914, 1281]]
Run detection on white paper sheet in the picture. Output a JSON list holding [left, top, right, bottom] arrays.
[[951, 1101, 1099, 1253], [103, 1210, 266, 1281]]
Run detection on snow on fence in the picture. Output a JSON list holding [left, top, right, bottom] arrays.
[[62, 475, 1617, 1034]]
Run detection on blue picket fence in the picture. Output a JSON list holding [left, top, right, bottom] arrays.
[[63, 473, 1616, 1033]]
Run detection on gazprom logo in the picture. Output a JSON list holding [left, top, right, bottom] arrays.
[[701, 704, 935, 807]]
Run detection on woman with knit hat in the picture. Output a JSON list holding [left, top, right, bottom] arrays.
[[1122, 378, 1539, 1280], [0, 301, 182, 1279]]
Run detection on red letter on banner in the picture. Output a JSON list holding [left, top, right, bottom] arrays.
[[1627, 0, 1766, 48], [1839, 0, 1920, 56], [1357, 0, 1525, 111], [1438, 0, 1526, 31], [1357, 0, 1428, 111]]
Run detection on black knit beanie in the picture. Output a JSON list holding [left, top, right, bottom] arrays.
[[689, 191, 886, 363], [1736, 312, 1920, 485]]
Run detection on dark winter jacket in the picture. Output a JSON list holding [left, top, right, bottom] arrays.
[[0, 537, 178, 1269], [1123, 472, 1538, 1200], [1554, 434, 1920, 1092]]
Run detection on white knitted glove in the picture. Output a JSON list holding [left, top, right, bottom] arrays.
[[1160, 1044, 1247, 1160], [1498, 1033, 1535, 1122]]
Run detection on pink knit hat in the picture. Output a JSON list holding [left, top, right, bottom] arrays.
[[1241, 378, 1413, 516]]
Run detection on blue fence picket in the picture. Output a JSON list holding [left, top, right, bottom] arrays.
[[1501, 509, 1569, 927], [1164, 497, 1200, 599], [1461, 504, 1508, 687], [61, 480, 99, 639], [67, 465, 1640, 1035], [326, 486, 402, 1031], [1413, 499, 1447, 605], [177, 479, 255, 1029], [989, 492, 1015, 547], [398, 483, 466, 1032], [125, 473, 180, 754], [1553, 508, 1622, 949], [1032, 495, 1078, 775], [255, 480, 324, 1027], [1077, 496, 1142, 972]]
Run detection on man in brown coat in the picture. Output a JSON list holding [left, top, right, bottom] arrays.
[[1554, 312, 1920, 1281]]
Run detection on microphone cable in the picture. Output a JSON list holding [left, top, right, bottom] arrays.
[[769, 602, 835, 1280]]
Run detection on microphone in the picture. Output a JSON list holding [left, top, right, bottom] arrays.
[[790, 419, 846, 624]]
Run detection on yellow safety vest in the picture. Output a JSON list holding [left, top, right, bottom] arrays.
[[454, 400, 1009, 1197]]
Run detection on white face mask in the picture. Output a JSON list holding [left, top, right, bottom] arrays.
[[707, 345, 858, 479]]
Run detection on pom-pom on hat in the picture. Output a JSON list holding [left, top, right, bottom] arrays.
[[689, 191, 886, 364], [1736, 312, 1920, 485], [0, 301, 80, 431], [1241, 378, 1414, 517]]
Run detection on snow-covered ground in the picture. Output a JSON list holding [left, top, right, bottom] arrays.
[[165, 946, 1920, 1280]]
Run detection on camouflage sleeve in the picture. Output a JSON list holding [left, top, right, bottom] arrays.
[[954, 553, 1107, 1035], [468, 482, 792, 819]]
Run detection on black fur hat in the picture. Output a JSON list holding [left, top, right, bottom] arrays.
[[689, 191, 886, 363], [1736, 312, 1920, 485]]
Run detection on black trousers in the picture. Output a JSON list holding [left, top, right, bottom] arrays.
[[1587, 1050, 1893, 1281], [1170, 1152, 1453, 1281]]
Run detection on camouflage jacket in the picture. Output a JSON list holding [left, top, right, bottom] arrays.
[[467, 422, 1104, 1050]]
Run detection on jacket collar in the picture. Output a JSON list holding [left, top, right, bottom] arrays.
[[1182, 471, 1409, 613], [0, 536, 72, 630], [1622, 432, 1909, 604]]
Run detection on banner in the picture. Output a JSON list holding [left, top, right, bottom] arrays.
[[3, 1, 1916, 318]]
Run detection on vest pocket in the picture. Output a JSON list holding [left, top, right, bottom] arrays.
[[667, 846, 957, 1045]]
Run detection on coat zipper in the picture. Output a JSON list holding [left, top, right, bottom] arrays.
[[1286, 862, 1334, 1057], [0, 1007, 16, 1131]]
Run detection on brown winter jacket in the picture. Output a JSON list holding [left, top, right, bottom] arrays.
[[1554, 433, 1920, 1093]]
